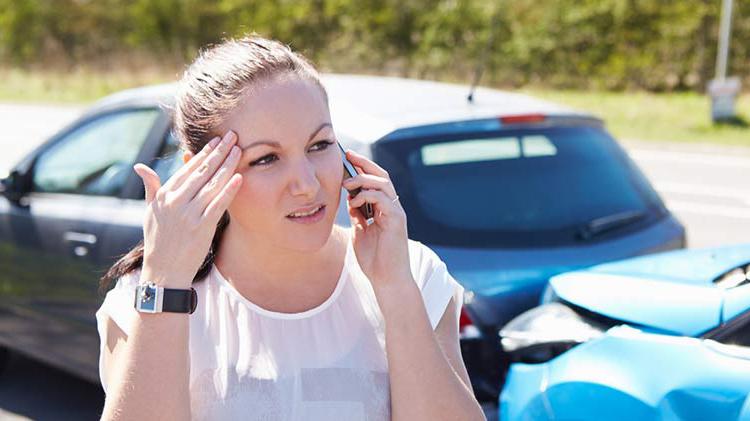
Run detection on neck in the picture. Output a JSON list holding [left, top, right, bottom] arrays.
[[214, 222, 347, 289]]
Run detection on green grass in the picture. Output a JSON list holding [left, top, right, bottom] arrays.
[[0, 67, 178, 104], [1, 67, 748, 145], [521, 89, 750, 146]]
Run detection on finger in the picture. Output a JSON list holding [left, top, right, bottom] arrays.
[[342, 174, 396, 199], [203, 173, 243, 222], [164, 135, 221, 190], [345, 150, 389, 178], [133, 164, 162, 203], [348, 189, 398, 217], [174, 131, 238, 204], [347, 201, 369, 228], [193, 142, 242, 212]]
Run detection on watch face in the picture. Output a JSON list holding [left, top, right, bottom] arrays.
[[137, 284, 157, 312]]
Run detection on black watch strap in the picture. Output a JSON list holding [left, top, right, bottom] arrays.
[[163, 287, 198, 314]]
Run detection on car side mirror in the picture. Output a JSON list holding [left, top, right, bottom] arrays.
[[0, 169, 30, 206]]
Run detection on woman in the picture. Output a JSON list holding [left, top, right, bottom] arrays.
[[96, 34, 485, 420]]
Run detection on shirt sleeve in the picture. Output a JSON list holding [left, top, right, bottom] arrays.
[[94, 269, 142, 394], [409, 240, 465, 331]]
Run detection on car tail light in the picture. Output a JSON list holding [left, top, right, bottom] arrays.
[[459, 306, 482, 340], [499, 114, 546, 124]]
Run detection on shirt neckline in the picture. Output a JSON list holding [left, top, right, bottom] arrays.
[[211, 235, 352, 320]]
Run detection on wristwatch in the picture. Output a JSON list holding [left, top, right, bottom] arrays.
[[134, 281, 198, 314]]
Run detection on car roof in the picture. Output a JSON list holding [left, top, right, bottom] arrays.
[[89, 73, 595, 143]]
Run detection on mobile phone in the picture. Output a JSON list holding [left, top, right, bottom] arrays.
[[338, 142, 374, 220]]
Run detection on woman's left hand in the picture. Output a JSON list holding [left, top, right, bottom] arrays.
[[342, 149, 412, 290]]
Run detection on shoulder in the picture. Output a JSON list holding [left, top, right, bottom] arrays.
[[405, 239, 464, 330], [406, 239, 447, 289], [407, 238, 441, 262]]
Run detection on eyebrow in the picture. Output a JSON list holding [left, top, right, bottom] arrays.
[[239, 122, 333, 151]]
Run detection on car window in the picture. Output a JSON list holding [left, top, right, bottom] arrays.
[[149, 130, 185, 190], [373, 125, 665, 247], [33, 109, 160, 197], [420, 135, 557, 165]]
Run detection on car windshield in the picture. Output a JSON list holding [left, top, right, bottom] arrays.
[[373, 125, 664, 248]]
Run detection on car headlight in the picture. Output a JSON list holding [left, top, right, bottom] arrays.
[[499, 302, 607, 363]]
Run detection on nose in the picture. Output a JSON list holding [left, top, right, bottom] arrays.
[[288, 158, 321, 200]]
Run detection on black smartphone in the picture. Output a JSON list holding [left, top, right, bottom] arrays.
[[338, 142, 374, 220]]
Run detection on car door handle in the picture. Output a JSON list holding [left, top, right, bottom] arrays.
[[63, 231, 98, 245]]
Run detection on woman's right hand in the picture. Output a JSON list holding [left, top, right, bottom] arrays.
[[132, 130, 243, 289]]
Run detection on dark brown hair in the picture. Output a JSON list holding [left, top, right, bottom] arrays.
[[98, 34, 327, 293]]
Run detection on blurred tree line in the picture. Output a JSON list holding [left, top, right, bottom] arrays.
[[0, 0, 748, 91]]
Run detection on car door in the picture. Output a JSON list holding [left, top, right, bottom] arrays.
[[0, 106, 163, 381], [95, 125, 185, 299]]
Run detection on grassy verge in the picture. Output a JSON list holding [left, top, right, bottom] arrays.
[[521, 89, 750, 146], [1, 67, 748, 145], [0, 67, 177, 104]]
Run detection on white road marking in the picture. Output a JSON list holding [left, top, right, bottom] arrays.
[[666, 200, 750, 219], [629, 148, 750, 222], [629, 149, 750, 169], [653, 181, 750, 205]]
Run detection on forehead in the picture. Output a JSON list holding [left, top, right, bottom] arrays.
[[222, 75, 331, 148]]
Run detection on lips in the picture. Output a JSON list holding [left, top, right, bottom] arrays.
[[287, 203, 325, 217]]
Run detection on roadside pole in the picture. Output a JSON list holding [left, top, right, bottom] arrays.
[[708, 0, 741, 123]]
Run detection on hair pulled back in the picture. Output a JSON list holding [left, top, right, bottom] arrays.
[[99, 35, 326, 292]]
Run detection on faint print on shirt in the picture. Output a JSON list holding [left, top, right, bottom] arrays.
[[190, 365, 391, 421]]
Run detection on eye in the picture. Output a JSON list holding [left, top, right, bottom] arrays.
[[249, 140, 335, 167], [250, 154, 277, 167], [311, 140, 334, 151]]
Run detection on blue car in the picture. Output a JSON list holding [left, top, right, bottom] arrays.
[[499, 243, 750, 420], [327, 76, 686, 401]]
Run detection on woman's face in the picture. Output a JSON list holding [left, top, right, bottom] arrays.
[[195, 74, 344, 252]]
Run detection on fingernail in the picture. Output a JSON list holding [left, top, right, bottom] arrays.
[[224, 130, 236, 143], [208, 137, 220, 148]]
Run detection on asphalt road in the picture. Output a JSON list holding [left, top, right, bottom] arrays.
[[623, 139, 750, 249], [1, 103, 748, 420], [0, 353, 104, 421]]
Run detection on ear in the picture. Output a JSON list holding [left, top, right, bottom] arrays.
[[183, 151, 195, 164]]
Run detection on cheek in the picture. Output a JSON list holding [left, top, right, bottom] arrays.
[[229, 173, 280, 217], [319, 150, 344, 187]]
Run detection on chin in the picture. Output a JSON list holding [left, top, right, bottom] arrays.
[[279, 218, 336, 252]]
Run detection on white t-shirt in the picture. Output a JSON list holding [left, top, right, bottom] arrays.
[[95, 235, 464, 421]]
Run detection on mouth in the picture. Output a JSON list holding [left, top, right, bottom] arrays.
[[286, 204, 326, 219]]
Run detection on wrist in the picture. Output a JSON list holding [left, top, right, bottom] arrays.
[[134, 280, 198, 314], [140, 266, 192, 289]]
